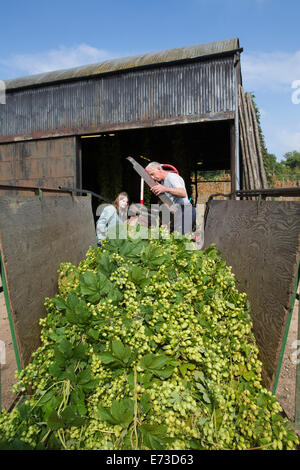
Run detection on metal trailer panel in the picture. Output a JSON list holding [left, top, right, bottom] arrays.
[[204, 199, 300, 391], [0, 194, 96, 368]]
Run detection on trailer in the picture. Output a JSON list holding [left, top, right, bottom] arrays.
[[0, 184, 299, 434]]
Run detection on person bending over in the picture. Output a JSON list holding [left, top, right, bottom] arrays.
[[145, 162, 195, 234]]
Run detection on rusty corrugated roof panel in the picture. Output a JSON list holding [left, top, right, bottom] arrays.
[[1, 56, 237, 139], [5, 38, 241, 91]]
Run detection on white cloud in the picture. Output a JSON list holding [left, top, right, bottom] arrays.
[[242, 50, 300, 92], [277, 128, 300, 152], [0, 43, 117, 77], [263, 121, 300, 158], [240, 48, 300, 157]]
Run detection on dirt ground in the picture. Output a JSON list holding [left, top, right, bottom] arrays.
[[0, 275, 299, 433], [0, 281, 18, 411], [275, 285, 299, 424]]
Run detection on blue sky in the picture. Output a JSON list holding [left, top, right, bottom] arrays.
[[0, 0, 300, 160]]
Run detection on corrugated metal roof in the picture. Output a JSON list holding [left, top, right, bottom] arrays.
[[1, 56, 237, 139], [5, 38, 241, 91]]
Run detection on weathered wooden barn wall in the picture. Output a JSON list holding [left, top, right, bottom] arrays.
[[203, 200, 300, 390], [0, 136, 77, 191]]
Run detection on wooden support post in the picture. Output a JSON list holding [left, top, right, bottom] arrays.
[[234, 51, 241, 193], [194, 167, 198, 205], [76, 136, 82, 192], [239, 86, 252, 190], [247, 95, 268, 188], [230, 120, 236, 198]]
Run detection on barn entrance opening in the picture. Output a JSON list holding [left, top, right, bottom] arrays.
[[80, 120, 232, 222]]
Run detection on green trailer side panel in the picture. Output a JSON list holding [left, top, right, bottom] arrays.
[[0, 252, 22, 374], [296, 284, 300, 431]]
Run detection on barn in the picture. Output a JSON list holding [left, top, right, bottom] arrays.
[[1, 38, 300, 415], [0, 38, 247, 213]]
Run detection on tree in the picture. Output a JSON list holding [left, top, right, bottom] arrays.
[[266, 152, 284, 178], [281, 151, 300, 172]]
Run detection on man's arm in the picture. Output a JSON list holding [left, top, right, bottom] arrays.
[[151, 183, 187, 198]]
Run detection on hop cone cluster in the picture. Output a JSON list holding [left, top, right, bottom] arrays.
[[0, 231, 298, 450]]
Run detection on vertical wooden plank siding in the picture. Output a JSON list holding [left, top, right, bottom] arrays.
[[0, 136, 77, 193]]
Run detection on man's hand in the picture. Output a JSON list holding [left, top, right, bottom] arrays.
[[151, 184, 187, 199], [151, 184, 168, 196]]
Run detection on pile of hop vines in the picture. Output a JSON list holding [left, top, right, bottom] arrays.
[[0, 229, 299, 450]]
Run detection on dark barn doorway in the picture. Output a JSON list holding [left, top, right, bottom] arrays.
[[81, 120, 232, 221]]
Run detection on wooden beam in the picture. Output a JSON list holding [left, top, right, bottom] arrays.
[[0, 112, 236, 144], [230, 120, 236, 197]]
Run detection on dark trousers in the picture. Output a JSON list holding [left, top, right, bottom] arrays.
[[170, 205, 196, 235]]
